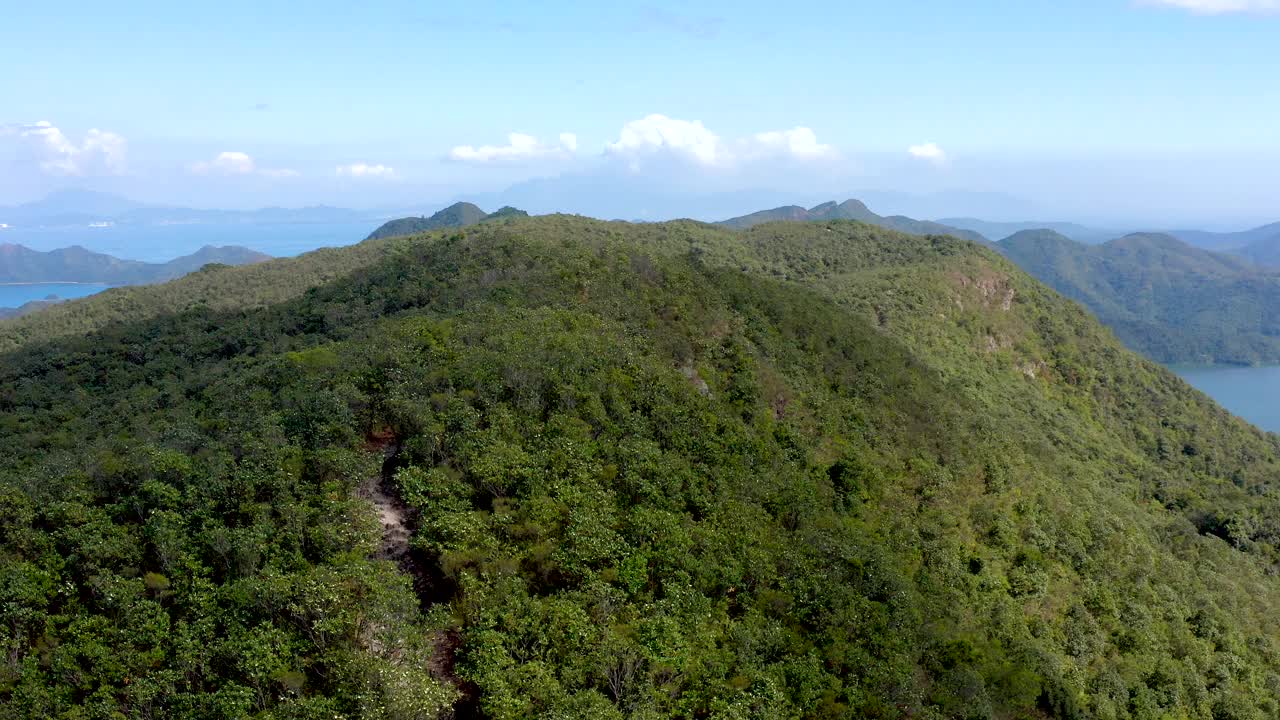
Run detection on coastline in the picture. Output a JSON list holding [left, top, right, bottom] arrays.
[[0, 281, 113, 286]]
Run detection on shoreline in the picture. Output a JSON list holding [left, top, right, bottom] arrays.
[[0, 281, 113, 287]]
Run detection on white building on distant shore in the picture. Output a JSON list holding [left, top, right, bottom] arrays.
[[0, 223, 10, 229]]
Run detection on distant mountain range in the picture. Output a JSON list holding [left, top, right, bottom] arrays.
[[0, 243, 270, 285], [717, 199, 989, 243], [1164, 222, 1280, 265], [708, 198, 1280, 365], [935, 217, 1120, 245], [364, 203, 530, 240], [8, 189, 1280, 264], [0, 189, 385, 228], [997, 229, 1280, 365]]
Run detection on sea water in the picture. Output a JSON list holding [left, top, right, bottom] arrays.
[[1174, 365, 1280, 433], [0, 221, 377, 263], [0, 282, 110, 307]]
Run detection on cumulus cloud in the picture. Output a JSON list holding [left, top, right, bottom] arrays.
[[1140, 0, 1280, 13], [748, 127, 835, 160], [605, 114, 837, 170], [449, 132, 578, 164], [336, 162, 396, 178], [908, 142, 947, 164], [0, 121, 127, 175], [190, 151, 298, 178], [607, 114, 726, 167], [192, 151, 255, 175]]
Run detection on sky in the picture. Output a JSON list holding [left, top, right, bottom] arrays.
[[2, 0, 1278, 225]]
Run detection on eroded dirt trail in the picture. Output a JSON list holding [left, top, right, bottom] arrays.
[[360, 441, 481, 716], [360, 442, 431, 600]]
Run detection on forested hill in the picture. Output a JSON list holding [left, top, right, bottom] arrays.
[[363, 202, 529, 240], [0, 243, 270, 284], [3, 216, 1280, 718], [998, 228, 1280, 365], [717, 199, 988, 243]]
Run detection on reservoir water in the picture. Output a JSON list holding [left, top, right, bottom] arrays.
[[1174, 365, 1280, 433]]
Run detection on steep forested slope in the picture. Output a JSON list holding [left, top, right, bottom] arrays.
[[999, 229, 1280, 365], [2, 217, 1280, 719]]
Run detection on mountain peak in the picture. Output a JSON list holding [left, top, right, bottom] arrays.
[[364, 203, 530, 241], [717, 199, 986, 242]]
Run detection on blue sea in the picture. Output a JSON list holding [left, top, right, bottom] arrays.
[[0, 282, 110, 307], [0, 221, 377, 263], [1174, 365, 1280, 433]]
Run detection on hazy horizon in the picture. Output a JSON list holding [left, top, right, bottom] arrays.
[[4, 0, 1279, 228]]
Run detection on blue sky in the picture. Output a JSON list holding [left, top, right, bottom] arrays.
[[2, 0, 1278, 224]]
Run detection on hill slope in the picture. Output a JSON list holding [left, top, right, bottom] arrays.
[[718, 199, 988, 243], [1169, 221, 1280, 254], [0, 243, 270, 284], [998, 229, 1280, 364], [3, 217, 1280, 717], [364, 202, 529, 240]]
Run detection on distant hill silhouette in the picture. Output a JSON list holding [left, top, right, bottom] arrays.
[[998, 229, 1280, 364], [717, 199, 988, 243], [936, 217, 1119, 245], [364, 203, 529, 240], [0, 243, 270, 285]]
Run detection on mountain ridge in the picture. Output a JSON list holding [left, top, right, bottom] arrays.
[[997, 228, 1280, 364], [363, 202, 530, 240], [717, 199, 989, 243], [3, 215, 1280, 716], [0, 242, 271, 285]]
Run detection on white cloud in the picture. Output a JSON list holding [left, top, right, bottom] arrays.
[[908, 142, 947, 163], [605, 115, 837, 169], [192, 151, 255, 175], [1, 121, 127, 175], [747, 127, 835, 160], [449, 132, 578, 164], [606, 114, 726, 167], [190, 151, 298, 178], [1141, 0, 1280, 13], [336, 162, 396, 178]]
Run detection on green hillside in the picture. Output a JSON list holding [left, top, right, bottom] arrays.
[[998, 229, 1280, 365], [718, 200, 989, 243], [3, 217, 1280, 718], [364, 202, 529, 241]]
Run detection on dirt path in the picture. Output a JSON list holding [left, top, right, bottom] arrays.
[[360, 440, 482, 717], [369, 473, 413, 562], [360, 443, 430, 599]]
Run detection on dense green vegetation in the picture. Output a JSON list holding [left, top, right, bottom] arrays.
[[364, 203, 529, 241], [0, 240, 397, 353], [4, 216, 1280, 718], [0, 243, 269, 285], [717, 200, 988, 243], [998, 229, 1280, 365]]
